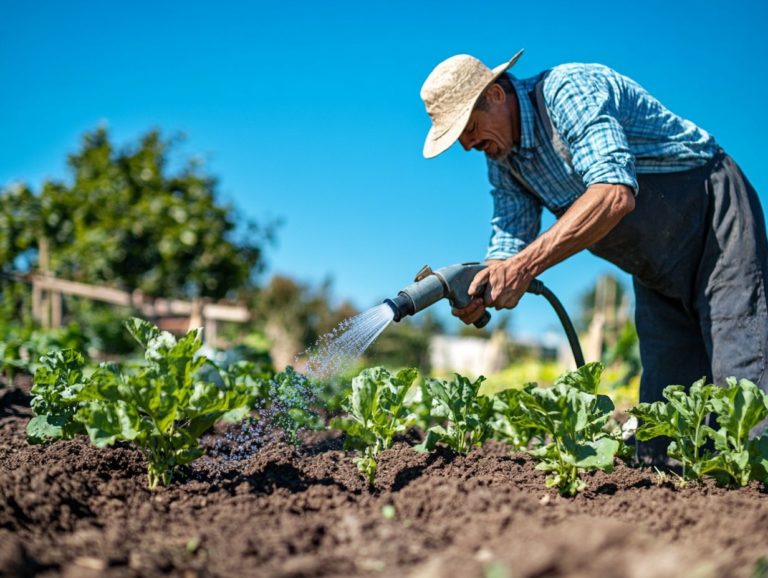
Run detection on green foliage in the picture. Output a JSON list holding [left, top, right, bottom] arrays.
[[0, 332, 31, 385], [0, 127, 272, 299], [27, 317, 253, 488], [267, 367, 322, 440], [707, 378, 768, 485], [488, 388, 541, 451], [507, 363, 622, 495], [478, 359, 562, 397], [406, 377, 435, 433], [629, 378, 768, 486], [331, 367, 418, 485], [26, 349, 89, 442], [311, 365, 362, 418], [63, 298, 138, 355], [629, 380, 716, 479], [1, 323, 90, 385], [417, 374, 494, 454], [0, 184, 40, 273], [209, 359, 273, 421]]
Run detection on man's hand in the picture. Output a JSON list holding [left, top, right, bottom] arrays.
[[451, 257, 533, 325], [451, 297, 487, 324], [468, 257, 534, 310]]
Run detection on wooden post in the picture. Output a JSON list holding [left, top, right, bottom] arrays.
[[51, 290, 62, 328], [585, 310, 606, 363], [38, 237, 51, 328], [32, 278, 42, 323], [204, 318, 218, 348], [188, 299, 203, 333], [604, 276, 617, 328], [40, 290, 51, 328]]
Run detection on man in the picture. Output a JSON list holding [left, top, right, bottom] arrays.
[[420, 50, 768, 459]]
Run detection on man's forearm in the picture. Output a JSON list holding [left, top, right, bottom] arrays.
[[513, 183, 635, 277], [468, 183, 635, 310]]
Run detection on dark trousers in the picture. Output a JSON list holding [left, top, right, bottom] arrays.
[[589, 152, 768, 460]]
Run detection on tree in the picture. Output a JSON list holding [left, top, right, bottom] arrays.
[[250, 275, 359, 369], [0, 184, 41, 275], [0, 127, 273, 300]]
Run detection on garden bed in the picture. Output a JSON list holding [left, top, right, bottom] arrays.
[[2, 381, 768, 578]]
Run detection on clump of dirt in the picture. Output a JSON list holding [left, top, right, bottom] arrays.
[[3, 405, 768, 578]]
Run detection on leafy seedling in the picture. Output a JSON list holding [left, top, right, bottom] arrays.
[[509, 363, 622, 496], [628, 379, 716, 480], [489, 387, 541, 451], [332, 367, 418, 485], [28, 318, 252, 488], [26, 349, 89, 443], [628, 377, 768, 486], [417, 374, 495, 454]]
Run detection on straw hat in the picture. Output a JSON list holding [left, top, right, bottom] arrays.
[[420, 49, 524, 159]]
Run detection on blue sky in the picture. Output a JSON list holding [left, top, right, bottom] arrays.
[[2, 0, 766, 340]]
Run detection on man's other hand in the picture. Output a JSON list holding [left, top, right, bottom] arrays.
[[451, 297, 487, 325]]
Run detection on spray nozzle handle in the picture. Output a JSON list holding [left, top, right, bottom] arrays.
[[474, 310, 491, 329], [471, 282, 492, 305], [466, 283, 492, 328], [469, 278, 543, 328]]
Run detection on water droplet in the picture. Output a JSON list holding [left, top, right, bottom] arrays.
[[298, 304, 395, 379]]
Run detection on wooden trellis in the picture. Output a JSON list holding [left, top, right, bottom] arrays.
[[28, 274, 249, 346]]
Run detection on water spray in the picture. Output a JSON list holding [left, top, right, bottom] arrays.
[[384, 262, 585, 367]]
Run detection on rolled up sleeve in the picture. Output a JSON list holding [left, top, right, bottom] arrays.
[[485, 160, 542, 260], [544, 65, 639, 193]]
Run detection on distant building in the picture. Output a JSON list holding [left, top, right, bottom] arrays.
[[429, 331, 560, 377], [429, 331, 508, 377]]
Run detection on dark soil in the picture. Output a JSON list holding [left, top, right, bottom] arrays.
[[2, 379, 768, 578]]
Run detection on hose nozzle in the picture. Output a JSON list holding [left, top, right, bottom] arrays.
[[382, 264, 585, 367], [383, 262, 491, 328]]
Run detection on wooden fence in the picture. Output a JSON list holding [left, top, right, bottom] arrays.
[[27, 274, 249, 346]]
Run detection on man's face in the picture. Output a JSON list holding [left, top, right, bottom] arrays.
[[458, 85, 516, 160]]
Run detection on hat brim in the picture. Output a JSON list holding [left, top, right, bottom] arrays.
[[423, 49, 524, 159]]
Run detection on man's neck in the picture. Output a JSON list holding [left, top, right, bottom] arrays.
[[507, 89, 521, 147]]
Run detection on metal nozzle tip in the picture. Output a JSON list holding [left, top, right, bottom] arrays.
[[383, 299, 401, 321], [383, 294, 414, 322]]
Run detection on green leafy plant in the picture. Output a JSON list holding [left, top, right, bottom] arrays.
[[205, 359, 273, 422], [489, 388, 541, 451], [417, 374, 494, 454], [27, 317, 253, 488], [629, 377, 768, 485], [509, 363, 622, 495], [332, 367, 418, 485], [265, 367, 322, 439], [26, 349, 90, 442], [405, 377, 434, 433], [706, 378, 768, 485], [628, 379, 717, 480]]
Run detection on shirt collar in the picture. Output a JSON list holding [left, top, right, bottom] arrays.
[[509, 76, 536, 160]]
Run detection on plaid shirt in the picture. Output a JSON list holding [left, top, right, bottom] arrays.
[[486, 63, 719, 260]]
